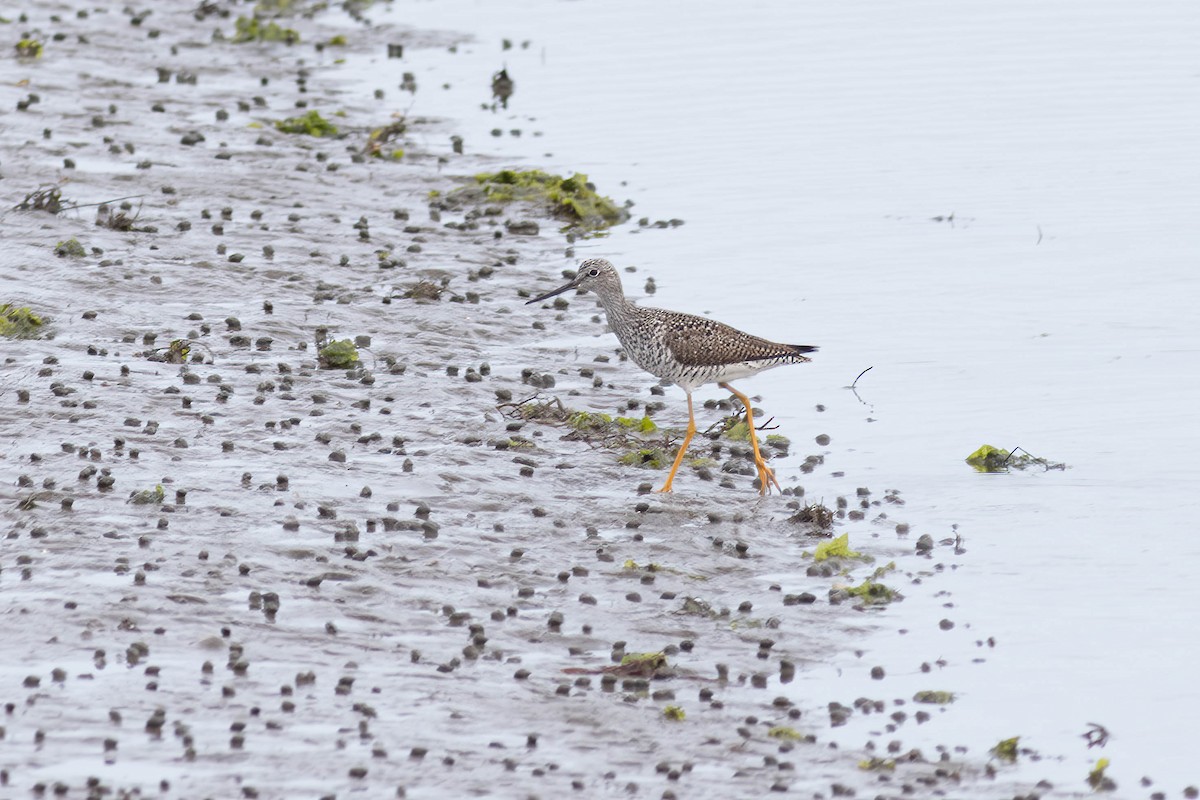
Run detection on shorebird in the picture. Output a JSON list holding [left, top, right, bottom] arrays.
[[526, 258, 817, 494]]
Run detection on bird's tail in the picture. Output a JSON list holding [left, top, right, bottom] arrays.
[[790, 344, 818, 354]]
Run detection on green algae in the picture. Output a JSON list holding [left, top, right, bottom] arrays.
[[1087, 758, 1115, 791], [54, 238, 86, 258], [662, 705, 685, 721], [16, 38, 42, 58], [129, 484, 165, 505], [813, 533, 861, 562], [618, 448, 666, 469], [0, 305, 45, 339], [912, 690, 955, 705], [990, 736, 1020, 763], [616, 415, 657, 434], [318, 339, 359, 369], [232, 16, 300, 44], [767, 726, 812, 742], [842, 563, 899, 606], [461, 170, 628, 232], [568, 411, 614, 432], [275, 110, 338, 137], [618, 652, 668, 675], [966, 443, 1067, 472]]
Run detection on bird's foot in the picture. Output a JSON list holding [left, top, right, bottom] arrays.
[[753, 460, 781, 495]]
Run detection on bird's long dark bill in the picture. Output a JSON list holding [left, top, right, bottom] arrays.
[[525, 279, 579, 305]]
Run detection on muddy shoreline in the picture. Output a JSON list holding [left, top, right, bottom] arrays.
[[1, 4, 1064, 798]]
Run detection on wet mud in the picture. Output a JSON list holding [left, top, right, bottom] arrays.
[[2, 4, 1065, 799]]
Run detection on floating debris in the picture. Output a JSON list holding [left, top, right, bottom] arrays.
[[966, 444, 1067, 472]]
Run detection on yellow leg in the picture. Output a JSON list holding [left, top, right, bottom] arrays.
[[720, 382, 781, 495], [657, 391, 696, 493]]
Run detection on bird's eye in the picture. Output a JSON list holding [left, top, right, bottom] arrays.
[[588, 268, 600, 277]]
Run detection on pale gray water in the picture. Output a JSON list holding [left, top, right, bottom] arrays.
[[381, 0, 1200, 790]]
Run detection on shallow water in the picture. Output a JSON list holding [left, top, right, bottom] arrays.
[[381, 0, 1200, 791], [2, 1, 1197, 798]]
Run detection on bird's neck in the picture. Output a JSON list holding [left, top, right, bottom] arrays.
[[595, 290, 635, 326]]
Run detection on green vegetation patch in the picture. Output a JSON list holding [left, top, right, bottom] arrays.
[[662, 705, 685, 721], [455, 170, 629, 232], [275, 110, 338, 137], [500, 394, 671, 471], [15, 38, 42, 58], [813, 533, 861, 562], [0, 304, 45, 339], [618, 651, 668, 677], [129, 484, 165, 505], [912, 690, 955, 705], [842, 563, 899, 606], [55, 238, 86, 258], [318, 339, 359, 369], [232, 16, 300, 44], [966, 443, 1067, 472], [145, 339, 193, 364], [616, 415, 657, 434], [767, 726, 813, 742], [618, 448, 666, 469], [1087, 757, 1115, 791], [990, 736, 1020, 763]]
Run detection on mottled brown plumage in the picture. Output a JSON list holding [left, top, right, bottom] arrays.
[[527, 258, 817, 494]]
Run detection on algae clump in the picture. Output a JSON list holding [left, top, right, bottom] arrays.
[[0, 305, 45, 339], [912, 690, 955, 705], [318, 339, 359, 369], [618, 448, 665, 469], [662, 705, 685, 721], [232, 16, 300, 44], [840, 563, 899, 606], [55, 238, 86, 258], [990, 736, 1020, 763], [129, 485, 165, 505], [468, 170, 628, 231], [1087, 757, 1115, 791], [275, 110, 338, 137], [568, 411, 613, 432], [616, 415, 657, 434], [16, 39, 43, 58], [813, 533, 861, 562], [966, 444, 1011, 472], [767, 726, 810, 742], [966, 443, 1067, 472]]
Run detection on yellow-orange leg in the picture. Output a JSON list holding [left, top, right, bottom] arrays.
[[720, 382, 781, 495], [657, 391, 696, 493]]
